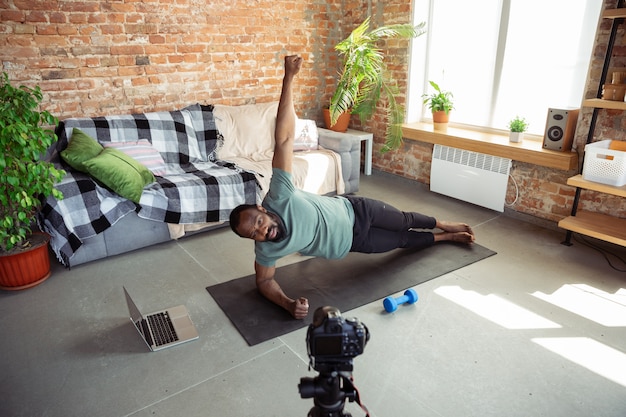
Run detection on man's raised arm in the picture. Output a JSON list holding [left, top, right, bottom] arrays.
[[272, 55, 302, 173]]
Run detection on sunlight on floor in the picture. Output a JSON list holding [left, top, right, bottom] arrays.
[[434, 285, 561, 329], [435, 283, 626, 388], [532, 284, 626, 327], [532, 337, 626, 388]]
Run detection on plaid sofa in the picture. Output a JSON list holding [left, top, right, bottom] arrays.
[[41, 103, 360, 267]]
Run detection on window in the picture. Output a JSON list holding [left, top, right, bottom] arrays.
[[407, 0, 603, 137]]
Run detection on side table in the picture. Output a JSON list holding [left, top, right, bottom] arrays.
[[317, 128, 373, 175]]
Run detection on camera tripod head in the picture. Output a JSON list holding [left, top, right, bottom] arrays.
[[299, 370, 356, 417]]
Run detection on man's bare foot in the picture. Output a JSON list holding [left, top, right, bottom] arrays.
[[433, 221, 475, 244], [434, 231, 475, 243], [436, 220, 474, 236]]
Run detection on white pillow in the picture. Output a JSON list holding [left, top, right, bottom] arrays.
[[294, 119, 319, 151], [213, 102, 278, 161]]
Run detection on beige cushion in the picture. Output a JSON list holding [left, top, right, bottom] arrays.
[[213, 102, 278, 161], [225, 148, 344, 198]]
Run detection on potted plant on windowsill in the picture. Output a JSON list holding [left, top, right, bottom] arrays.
[[0, 72, 65, 290], [326, 16, 426, 152], [507, 116, 528, 143], [422, 80, 454, 130]]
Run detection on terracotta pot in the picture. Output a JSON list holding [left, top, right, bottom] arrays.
[[432, 110, 450, 123], [0, 232, 52, 290], [432, 110, 450, 131], [323, 108, 351, 132]]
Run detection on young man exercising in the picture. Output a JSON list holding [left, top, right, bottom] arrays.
[[229, 55, 475, 320]]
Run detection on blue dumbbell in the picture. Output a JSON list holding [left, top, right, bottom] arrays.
[[383, 288, 418, 313]]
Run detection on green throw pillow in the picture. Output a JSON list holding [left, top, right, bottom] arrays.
[[60, 128, 104, 172], [82, 147, 155, 203]]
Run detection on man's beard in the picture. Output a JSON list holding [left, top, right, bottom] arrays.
[[266, 212, 286, 242]]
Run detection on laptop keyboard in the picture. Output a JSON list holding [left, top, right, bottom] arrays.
[[147, 312, 179, 346]]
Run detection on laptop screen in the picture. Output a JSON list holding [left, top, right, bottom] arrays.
[[123, 287, 144, 324]]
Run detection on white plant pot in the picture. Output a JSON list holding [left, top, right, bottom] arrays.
[[509, 132, 524, 143]]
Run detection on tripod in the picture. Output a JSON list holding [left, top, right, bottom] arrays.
[[299, 371, 365, 417]]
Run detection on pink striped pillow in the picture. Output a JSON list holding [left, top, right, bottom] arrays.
[[102, 140, 166, 176]]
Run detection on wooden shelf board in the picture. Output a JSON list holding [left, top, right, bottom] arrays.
[[401, 122, 578, 170], [567, 174, 626, 197], [582, 98, 626, 111], [558, 211, 626, 247], [602, 8, 626, 19]]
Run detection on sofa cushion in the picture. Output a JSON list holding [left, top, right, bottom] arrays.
[[294, 119, 319, 151], [82, 147, 155, 203], [213, 102, 278, 161], [60, 128, 104, 172], [103, 139, 167, 176]]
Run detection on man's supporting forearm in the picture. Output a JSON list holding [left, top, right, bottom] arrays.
[[256, 276, 294, 312]]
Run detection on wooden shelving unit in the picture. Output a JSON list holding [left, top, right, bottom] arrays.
[[560, 3, 626, 247], [558, 175, 626, 246]]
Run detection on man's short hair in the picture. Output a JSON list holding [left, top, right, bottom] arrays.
[[229, 204, 257, 236]]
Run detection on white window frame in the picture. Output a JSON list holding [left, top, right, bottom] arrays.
[[407, 0, 603, 138]]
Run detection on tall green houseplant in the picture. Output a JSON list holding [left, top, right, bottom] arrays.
[[329, 17, 426, 152], [0, 72, 64, 252]]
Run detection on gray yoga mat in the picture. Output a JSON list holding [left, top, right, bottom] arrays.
[[207, 243, 496, 346]]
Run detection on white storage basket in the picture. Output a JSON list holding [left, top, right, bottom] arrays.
[[582, 140, 626, 186]]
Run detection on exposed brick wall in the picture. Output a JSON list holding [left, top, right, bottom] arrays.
[[2, 0, 624, 223], [0, 0, 349, 121]]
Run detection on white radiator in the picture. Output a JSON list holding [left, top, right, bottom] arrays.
[[430, 144, 511, 212]]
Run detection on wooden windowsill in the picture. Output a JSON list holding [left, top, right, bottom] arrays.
[[401, 122, 578, 170]]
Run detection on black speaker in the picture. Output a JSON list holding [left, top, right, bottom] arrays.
[[543, 108, 579, 151]]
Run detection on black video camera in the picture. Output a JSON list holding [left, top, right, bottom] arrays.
[[306, 306, 369, 373]]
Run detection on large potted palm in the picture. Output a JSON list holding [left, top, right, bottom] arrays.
[[0, 72, 65, 290], [327, 17, 426, 152]]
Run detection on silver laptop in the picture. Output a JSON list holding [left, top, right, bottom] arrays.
[[123, 286, 199, 351]]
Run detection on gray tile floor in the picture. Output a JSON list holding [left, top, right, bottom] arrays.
[[1, 171, 625, 417]]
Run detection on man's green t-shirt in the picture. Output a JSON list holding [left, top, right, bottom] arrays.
[[255, 168, 355, 267]]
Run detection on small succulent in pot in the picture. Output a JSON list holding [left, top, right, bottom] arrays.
[[507, 116, 529, 133], [507, 116, 528, 143]]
